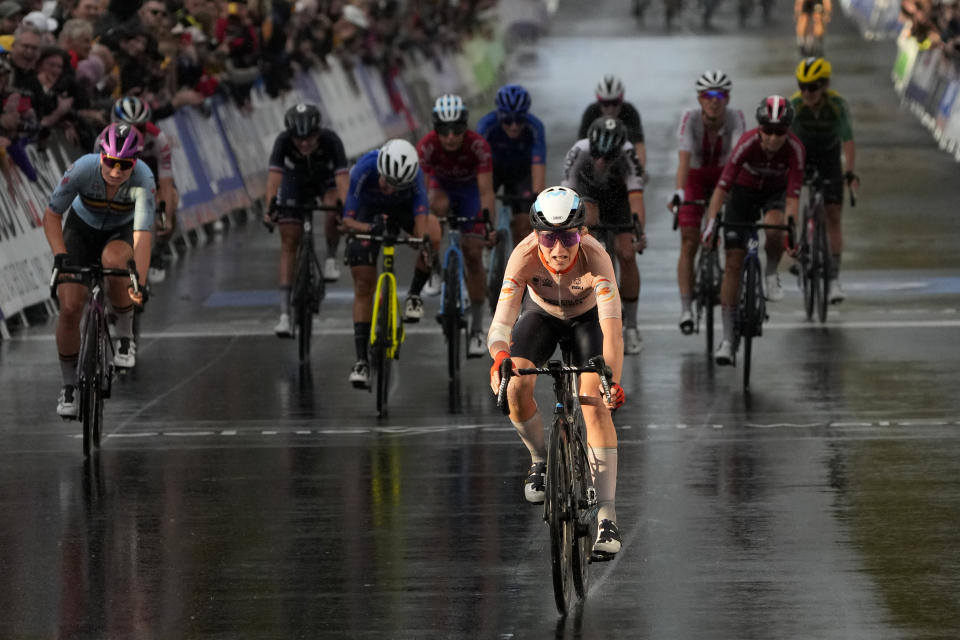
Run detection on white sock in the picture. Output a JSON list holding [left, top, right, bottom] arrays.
[[510, 409, 546, 463], [590, 447, 618, 522]]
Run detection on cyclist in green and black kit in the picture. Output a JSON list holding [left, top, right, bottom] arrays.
[[790, 57, 860, 303]]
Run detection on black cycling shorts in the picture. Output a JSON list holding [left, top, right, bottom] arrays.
[[276, 180, 338, 225], [346, 204, 418, 267], [494, 172, 534, 214], [511, 297, 604, 367], [62, 209, 133, 266], [805, 150, 844, 205], [724, 185, 785, 250]]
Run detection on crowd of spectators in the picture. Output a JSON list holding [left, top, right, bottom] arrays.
[[0, 0, 497, 186], [900, 0, 960, 60]]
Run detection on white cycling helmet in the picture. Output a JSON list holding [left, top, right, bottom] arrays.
[[112, 96, 151, 125], [432, 94, 467, 124], [695, 70, 732, 93], [529, 186, 586, 231], [595, 74, 625, 102], [377, 138, 419, 188]]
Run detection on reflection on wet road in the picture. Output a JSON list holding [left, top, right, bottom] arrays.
[[2, 1, 960, 638]]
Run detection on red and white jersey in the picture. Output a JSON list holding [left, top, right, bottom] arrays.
[[717, 128, 806, 198], [416, 130, 492, 185], [676, 107, 746, 169]]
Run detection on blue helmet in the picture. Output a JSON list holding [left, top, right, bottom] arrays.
[[495, 84, 531, 116]]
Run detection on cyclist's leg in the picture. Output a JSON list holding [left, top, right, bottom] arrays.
[[502, 174, 534, 245], [816, 151, 845, 283], [103, 231, 137, 366], [275, 207, 304, 322], [409, 212, 441, 296], [57, 212, 99, 399], [762, 195, 787, 283], [321, 181, 342, 278], [614, 230, 640, 325], [677, 172, 712, 319], [570, 312, 619, 550], [346, 219, 380, 383]]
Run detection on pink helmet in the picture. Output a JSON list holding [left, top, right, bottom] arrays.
[[99, 123, 142, 159]]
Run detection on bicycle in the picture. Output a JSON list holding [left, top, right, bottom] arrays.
[[487, 193, 526, 315], [50, 260, 140, 457], [267, 202, 341, 362], [436, 213, 477, 414], [349, 222, 433, 417], [670, 198, 722, 355], [716, 215, 794, 390], [497, 352, 613, 617], [795, 167, 833, 323]]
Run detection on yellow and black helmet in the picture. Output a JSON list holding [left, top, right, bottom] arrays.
[[796, 57, 832, 83]]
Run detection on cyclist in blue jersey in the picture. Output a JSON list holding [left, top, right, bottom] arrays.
[[42, 123, 156, 417], [340, 138, 442, 388], [476, 84, 546, 244]]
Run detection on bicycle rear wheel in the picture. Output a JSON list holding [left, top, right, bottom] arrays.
[[546, 417, 575, 615], [374, 283, 394, 418], [443, 252, 463, 414]]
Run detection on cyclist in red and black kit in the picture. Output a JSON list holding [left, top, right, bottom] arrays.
[[265, 103, 349, 337], [701, 95, 805, 366], [669, 71, 745, 335], [416, 93, 497, 358]]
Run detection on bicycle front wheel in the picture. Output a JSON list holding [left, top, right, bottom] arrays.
[[374, 283, 394, 418], [741, 260, 761, 391], [570, 414, 595, 600], [294, 246, 315, 362], [814, 215, 831, 323], [443, 252, 463, 414], [546, 417, 575, 615]]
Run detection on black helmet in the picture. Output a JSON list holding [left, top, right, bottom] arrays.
[[756, 95, 795, 127], [284, 103, 321, 137], [587, 116, 627, 159]]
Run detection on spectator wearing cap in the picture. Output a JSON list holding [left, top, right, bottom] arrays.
[[58, 18, 93, 69], [22, 11, 57, 44], [0, 1, 25, 36]]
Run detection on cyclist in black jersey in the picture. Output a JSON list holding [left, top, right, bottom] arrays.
[[577, 74, 647, 171], [265, 103, 349, 337]]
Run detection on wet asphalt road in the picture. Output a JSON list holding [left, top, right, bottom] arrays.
[[2, 1, 960, 638]]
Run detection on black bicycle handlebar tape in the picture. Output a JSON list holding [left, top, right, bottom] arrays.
[[496, 358, 513, 415], [588, 355, 613, 405]]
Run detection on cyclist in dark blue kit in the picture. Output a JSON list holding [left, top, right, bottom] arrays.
[[476, 84, 547, 244], [340, 139, 442, 388]]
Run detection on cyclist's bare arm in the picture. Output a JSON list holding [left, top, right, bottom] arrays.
[[634, 142, 647, 170], [132, 230, 151, 288], [822, 0, 832, 19], [628, 190, 645, 230], [599, 316, 624, 387], [794, 0, 804, 15], [672, 150, 692, 209], [334, 172, 349, 208], [478, 171, 497, 228], [265, 170, 282, 216], [42, 208, 66, 256], [531, 162, 546, 195]]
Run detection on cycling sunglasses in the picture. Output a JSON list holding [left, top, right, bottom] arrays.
[[598, 98, 622, 108], [435, 122, 467, 136], [761, 126, 789, 137], [498, 113, 527, 126], [700, 89, 729, 100], [101, 154, 136, 171], [798, 81, 824, 92], [538, 229, 581, 248]]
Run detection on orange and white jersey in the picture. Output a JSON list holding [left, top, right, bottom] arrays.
[[492, 232, 621, 328]]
